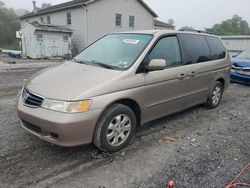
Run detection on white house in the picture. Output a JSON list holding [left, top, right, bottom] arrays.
[[20, 0, 158, 57], [20, 21, 72, 59]]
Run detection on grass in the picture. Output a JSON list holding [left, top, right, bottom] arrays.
[[0, 40, 20, 50]]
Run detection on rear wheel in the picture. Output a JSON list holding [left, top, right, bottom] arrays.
[[93, 104, 136, 152], [205, 81, 223, 109]]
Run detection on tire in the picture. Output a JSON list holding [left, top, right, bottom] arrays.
[[93, 104, 136, 152], [205, 81, 223, 109]]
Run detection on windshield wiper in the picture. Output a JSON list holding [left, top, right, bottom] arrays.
[[73, 59, 92, 65], [74, 59, 120, 70], [91, 60, 117, 70]]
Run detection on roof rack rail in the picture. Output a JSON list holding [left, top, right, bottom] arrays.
[[178, 29, 214, 35]]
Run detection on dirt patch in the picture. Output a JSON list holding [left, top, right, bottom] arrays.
[[0, 65, 249, 188]]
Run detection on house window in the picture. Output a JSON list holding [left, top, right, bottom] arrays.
[[66, 12, 71, 25], [40, 17, 44, 24], [63, 36, 69, 42], [47, 16, 51, 24], [36, 34, 43, 41], [129, 16, 135, 28], [115, 13, 122, 27]]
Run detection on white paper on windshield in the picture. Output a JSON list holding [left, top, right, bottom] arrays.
[[123, 39, 139, 44]]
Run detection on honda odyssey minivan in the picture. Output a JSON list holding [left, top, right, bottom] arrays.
[[17, 30, 231, 152]]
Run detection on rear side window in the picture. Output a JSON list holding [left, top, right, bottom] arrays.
[[148, 36, 182, 68], [180, 34, 210, 64], [205, 36, 226, 60]]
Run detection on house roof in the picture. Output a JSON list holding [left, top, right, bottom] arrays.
[[20, 0, 158, 19], [154, 20, 175, 29], [20, 0, 88, 19], [30, 21, 73, 33], [137, 0, 158, 17]]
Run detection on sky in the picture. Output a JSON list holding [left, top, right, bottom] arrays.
[[2, 0, 250, 29]]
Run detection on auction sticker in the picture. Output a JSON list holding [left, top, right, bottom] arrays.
[[123, 39, 139, 44]]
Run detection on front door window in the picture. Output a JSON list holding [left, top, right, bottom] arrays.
[[148, 36, 182, 68]]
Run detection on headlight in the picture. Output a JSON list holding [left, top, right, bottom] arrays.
[[41, 99, 91, 113]]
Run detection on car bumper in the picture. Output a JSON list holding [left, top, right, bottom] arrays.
[[17, 94, 103, 147], [230, 72, 250, 86]]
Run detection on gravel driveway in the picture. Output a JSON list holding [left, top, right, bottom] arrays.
[[0, 63, 249, 188]]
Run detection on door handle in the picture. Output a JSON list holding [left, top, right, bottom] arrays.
[[178, 73, 186, 80], [188, 71, 196, 77]]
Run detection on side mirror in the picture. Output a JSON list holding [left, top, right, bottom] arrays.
[[147, 59, 166, 72]]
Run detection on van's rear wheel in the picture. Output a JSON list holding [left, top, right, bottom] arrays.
[[205, 81, 223, 109], [93, 104, 136, 152]]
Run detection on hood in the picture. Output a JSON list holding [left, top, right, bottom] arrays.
[[25, 61, 122, 100], [231, 58, 250, 67]]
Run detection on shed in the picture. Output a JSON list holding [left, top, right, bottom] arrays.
[[20, 21, 73, 59], [221, 35, 250, 55]]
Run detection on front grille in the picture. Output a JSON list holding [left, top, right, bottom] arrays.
[[242, 67, 250, 72], [22, 88, 44, 107], [22, 120, 42, 134]]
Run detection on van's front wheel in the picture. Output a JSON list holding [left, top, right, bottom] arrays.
[[93, 104, 136, 152]]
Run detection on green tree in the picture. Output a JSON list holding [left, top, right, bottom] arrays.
[[41, 3, 52, 9], [0, 1, 20, 49], [210, 15, 250, 35], [0, 1, 4, 7]]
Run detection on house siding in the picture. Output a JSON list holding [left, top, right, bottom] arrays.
[[221, 36, 250, 55], [20, 22, 36, 57], [87, 0, 154, 44], [20, 0, 155, 54]]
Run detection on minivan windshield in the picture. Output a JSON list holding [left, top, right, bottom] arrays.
[[74, 34, 153, 70]]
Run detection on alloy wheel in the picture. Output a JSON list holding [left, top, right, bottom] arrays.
[[106, 114, 132, 147], [212, 86, 222, 105]]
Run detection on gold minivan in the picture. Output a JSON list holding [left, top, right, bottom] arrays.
[[17, 30, 231, 152]]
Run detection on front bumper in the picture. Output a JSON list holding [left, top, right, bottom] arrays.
[[17, 94, 103, 147], [230, 71, 250, 86]]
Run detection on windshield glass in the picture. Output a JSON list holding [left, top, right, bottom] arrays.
[[74, 34, 153, 70], [236, 51, 250, 60]]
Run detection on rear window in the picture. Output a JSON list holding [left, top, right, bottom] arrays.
[[205, 36, 226, 60], [180, 34, 210, 64]]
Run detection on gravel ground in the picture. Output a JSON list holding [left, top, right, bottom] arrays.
[[0, 55, 61, 72], [0, 62, 60, 71], [0, 63, 249, 188]]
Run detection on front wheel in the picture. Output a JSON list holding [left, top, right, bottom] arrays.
[[93, 104, 136, 152], [205, 81, 223, 109]]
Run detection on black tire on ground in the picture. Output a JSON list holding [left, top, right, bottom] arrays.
[[93, 103, 137, 152], [205, 81, 224, 109]]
